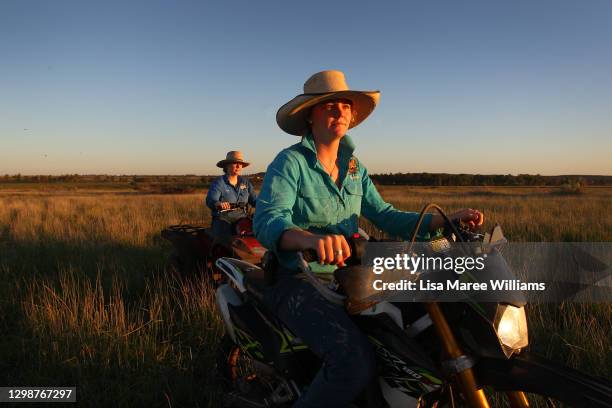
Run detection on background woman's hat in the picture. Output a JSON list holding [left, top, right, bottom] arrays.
[[276, 70, 380, 136], [216, 151, 250, 168]]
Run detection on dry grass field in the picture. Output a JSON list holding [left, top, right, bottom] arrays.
[[0, 185, 610, 407]]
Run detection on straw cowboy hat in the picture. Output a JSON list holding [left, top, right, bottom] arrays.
[[276, 70, 380, 136], [216, 151, 250, 168]]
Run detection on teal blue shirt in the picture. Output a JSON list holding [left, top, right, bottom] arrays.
[[253, 133, 432, 270]]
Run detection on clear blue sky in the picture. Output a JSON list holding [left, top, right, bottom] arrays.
[[1, 0, 611, 175]]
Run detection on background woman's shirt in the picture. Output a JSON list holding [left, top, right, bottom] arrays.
[[205, 175, 257, 217]]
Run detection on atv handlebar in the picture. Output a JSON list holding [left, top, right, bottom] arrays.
[[218, 202, 249, 213]]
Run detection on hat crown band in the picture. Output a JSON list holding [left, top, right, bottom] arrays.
[[225, 150, 243, 161], [226, 151, 244, 161], [217, 150, 249, 168], [303, 70, 349, 94]]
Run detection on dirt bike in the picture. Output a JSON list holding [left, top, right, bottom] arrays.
[[214, 203, 612, 407], [161, 203, 266, 284]]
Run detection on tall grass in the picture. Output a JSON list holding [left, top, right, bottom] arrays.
[[0, 192, 222, 407], [368, 186, 611, 242], [0, 187, 610, 406]]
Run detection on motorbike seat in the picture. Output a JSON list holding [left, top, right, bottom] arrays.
[[243, 265, 268, 304]]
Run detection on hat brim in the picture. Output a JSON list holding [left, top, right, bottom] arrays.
[[216, 160, 250, 168], [276, 90, 380, 136]]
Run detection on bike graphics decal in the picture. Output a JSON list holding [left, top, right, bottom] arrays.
[[235, 328, 265, 360], [369, 337, 441, 396], [276, 327, 309, 354]]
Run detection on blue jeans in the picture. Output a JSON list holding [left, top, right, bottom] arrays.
[[264, 276, 376, 408]]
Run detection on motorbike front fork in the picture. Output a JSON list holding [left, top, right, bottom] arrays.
[[424, 303, 529, 408]]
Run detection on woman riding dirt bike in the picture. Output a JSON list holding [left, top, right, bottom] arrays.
[[250, 70, 484, 407], [213, 70, 612, 407], [215, 209, 612, 407]]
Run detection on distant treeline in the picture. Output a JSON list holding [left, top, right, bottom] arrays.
[[368, 173, 611, 186], [0, 174, 230, 185], [1, 173, 610, 186]]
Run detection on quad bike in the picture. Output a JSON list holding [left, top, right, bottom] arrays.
[[214, 203, 612, 407], [161, 203, 266, 284]]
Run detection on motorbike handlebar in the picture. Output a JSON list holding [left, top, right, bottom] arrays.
[[445, 218, 485, 242], [299, 235, 368, 265]]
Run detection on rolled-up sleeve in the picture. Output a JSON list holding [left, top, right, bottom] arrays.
[[253, 151, 300, 252], [360, 166, 432, 240], [205, 179, 222, 211]]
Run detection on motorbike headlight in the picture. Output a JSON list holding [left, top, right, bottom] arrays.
[[495, 305, 529, 355]]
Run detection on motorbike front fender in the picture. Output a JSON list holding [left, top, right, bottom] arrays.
[[475, 351, 612, 407]]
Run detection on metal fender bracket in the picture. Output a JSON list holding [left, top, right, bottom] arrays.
[[441, 355, 476, 375]]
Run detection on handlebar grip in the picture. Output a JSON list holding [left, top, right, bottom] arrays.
[[219, 202, 248, 212], [301, 236, 368, 264]]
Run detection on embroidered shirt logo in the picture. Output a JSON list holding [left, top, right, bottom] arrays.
[[348, 157, 358, 174], [348, 157, 360, 179]]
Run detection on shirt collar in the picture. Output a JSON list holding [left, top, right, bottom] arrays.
[[299, 132, 355, 167], [223, 174, 241, 185]]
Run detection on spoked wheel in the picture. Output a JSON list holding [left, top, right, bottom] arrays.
[[217, 335, 296, 408]]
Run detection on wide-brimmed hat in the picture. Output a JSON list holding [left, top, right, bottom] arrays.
[[216, 151, 250, 168], [276, 70, 380, 136]]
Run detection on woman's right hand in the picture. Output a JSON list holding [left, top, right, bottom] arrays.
[[279, 230, 351, 266], [217, 202, 231, 210], [308, 234, 352, 266]]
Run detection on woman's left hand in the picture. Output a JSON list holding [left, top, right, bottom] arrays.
[[449, 208, 484, 230]]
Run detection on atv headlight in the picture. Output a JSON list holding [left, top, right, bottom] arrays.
[[495, 305, 528, 356]]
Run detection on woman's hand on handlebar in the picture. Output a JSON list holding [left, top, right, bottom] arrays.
[[310, 234, 351, 267], [217, 202, 232, 210], [449, 208, 484, 230], [279, 229, 351, 266], [430, 208, 484, 232]]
